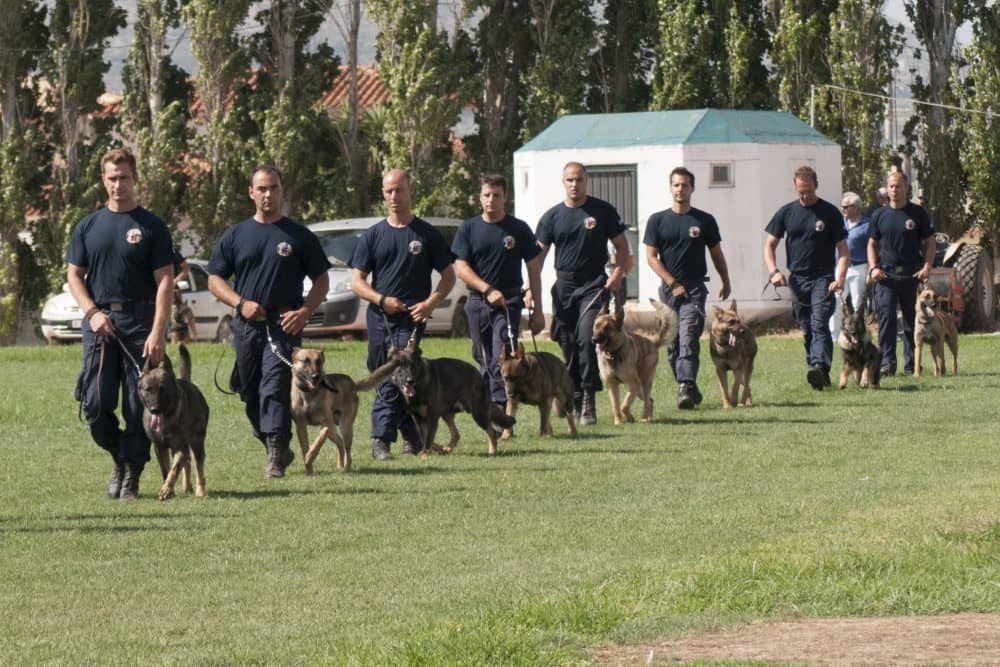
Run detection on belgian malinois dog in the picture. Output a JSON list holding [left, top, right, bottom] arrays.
[[591, 299, 678, 424], [498, 343, 577, 439], [289, 347, 404, 473], [708, 300, 757, 408], [837, 293, 880, 389], [914, 287, 959, 378], [387, 338, 515, 456], [137, 344, 209, 500]]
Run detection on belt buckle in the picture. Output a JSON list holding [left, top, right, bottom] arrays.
[[252, 315, 267, 322], [894, 264, 903, 274], [110, 303, 123, 312]]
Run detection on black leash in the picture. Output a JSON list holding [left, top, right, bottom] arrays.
[[760, 279, 814, 309], [523, 289, 539, 353], [76, 329, 145, 424]]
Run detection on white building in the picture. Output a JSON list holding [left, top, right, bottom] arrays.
[[513, 109, 842, 321]]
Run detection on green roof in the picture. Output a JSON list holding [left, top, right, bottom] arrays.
[[516, 109, 837, 152]]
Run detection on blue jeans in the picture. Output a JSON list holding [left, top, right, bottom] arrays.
[[659, 282, 706, 386], [465, 293, 522, 405], [550, 276, 607, 396], [365, 307, 424, 444], [874, 275, 917, 374], [789, 274, 835, 369]]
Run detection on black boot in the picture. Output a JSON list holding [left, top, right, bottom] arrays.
[[107, 456, 125, 499], [580, 390, 597, 426], [119, 462, 143, 501], [264, 435, 289, 479]]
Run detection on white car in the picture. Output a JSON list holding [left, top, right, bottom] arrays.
[[40, 259, 235, 344], [303, 217, 468, 337]]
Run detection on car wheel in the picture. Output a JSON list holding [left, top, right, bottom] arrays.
[[450, 298, 469, 338], [215, 315, 234, 345]]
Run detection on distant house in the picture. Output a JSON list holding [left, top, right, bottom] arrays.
[[513, 109, 842, 320]]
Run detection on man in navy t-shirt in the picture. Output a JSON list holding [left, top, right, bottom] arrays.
[[453, 174, 544, 410], [207, 166, 331, 479], [645, 166, 732, 409], [867, 169, 935, 375], [66, 148, 175, 501], [536, 162, 630, 425], [764, 165, 849, 390], [350, 169, 456, 460]]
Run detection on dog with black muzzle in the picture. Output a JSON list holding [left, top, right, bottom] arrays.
[[137, 344, 209, 500], [708, 300, 757, 408], [837, 293, 880, 388], [387, 337, 514, 456], [499, 343, 577, 439], [914, 287, 959, 378]]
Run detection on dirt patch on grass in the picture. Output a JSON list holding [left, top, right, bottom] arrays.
[[593, 613, 1000, 665]]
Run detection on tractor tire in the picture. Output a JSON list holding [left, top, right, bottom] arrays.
[[450, 297, 469, 338], [955, 244, 995, 331]]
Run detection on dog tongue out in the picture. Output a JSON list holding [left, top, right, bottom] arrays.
[[728, 333, 737, 348], [150, 413, 164, 434]]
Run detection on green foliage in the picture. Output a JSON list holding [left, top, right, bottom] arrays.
[[651, 0, 715, 109], [769, 0, 837, 118], [587, 0, 656, 113]]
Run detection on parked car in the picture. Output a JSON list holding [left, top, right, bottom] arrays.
[[303, 217, 468, 337], [40, 259, 235, 344]]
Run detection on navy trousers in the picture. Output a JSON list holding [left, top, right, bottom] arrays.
[[465, 293, 522, 405], [659, 282, 706, 386], [76, 303, 154, 465], [366, 307, 424, 445], [229, 314, 300, 443], [789, 274, 835, 370], [550, 276, 607, 398], [874, 274, 918, 374]]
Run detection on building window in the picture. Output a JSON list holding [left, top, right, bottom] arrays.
[[709, 162, 734, 187]]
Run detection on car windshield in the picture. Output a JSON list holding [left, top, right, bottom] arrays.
[[316, 229, 366, 268]]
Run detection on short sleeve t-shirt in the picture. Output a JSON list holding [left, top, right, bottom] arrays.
[[65, 206, 174, 303], [206, 217, 331, 309], [535, 196, 626, 279], [643, 207, 721, 284], [868, 203, 934, 271], [452, 214, 540, 292], [349, 217, 455, 305], [765, 198, 846, 276]]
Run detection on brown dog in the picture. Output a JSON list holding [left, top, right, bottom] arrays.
[[914, 288, 959, 377], [838, 293, 880, 389], [708, 300, 758, 408], [137, 344, 209, 500], [591, 299, 678, 424], [498, 344, 576, 439], [290, 347, 406, 473]]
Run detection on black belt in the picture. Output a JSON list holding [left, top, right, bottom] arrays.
[[96, 299, 153, 312], [556, 270, 601, 282], [851, 261, 868, 267], [247, 306, 295, 322], [469, 288, 522, 299]]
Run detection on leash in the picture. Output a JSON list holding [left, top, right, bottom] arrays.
[[523, 289, 539, 353], [502, 301, 517, 355], [76, 328, 145, 424], [581, 286, 608, 316], [760, 279, 813, 309]]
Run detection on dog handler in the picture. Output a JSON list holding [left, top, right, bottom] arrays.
[[207, 166, 330, 479], [764, 165, 849, 390], [645, 166, 732, 410], [350, 169, 456, 460], [536, 161, 630, 425], [866, 169, 935, 376], [67, 148, 174, 500], [453, 174, 545, 410]]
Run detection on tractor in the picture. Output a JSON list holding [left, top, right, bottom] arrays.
[[931, 226, 997, 331]]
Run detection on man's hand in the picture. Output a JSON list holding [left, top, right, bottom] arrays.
[[88, 310, 115, 337], [280, 307, 309, 335], [143, 331, 165, 366], [409, 300, 435, 322], [670, 283, 689, 299], [381, 296, 406, 315], [605, 273, 623, 292], [486, 288, 506, 309], [868, 267, 886, 285], [239, 299, 265, 321], [770, 270, 787, 287], [914, 264, 931, 281], [828, 279, 845, 294], [718, 281, 731, 300], [528, 309, 544, 335]]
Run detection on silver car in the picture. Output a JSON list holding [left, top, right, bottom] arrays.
[[40, 259, 235, 344], [303, 217, 468, 337]]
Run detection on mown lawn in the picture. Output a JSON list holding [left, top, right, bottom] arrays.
[[1, 335, 998, 665]]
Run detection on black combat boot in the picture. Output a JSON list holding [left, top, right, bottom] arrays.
[[579, 390, 597, 426], [264, 435, 290, 479], [119, 462, 143, 501], [371, 438, 391, 460], [107, 456, 125, 499]]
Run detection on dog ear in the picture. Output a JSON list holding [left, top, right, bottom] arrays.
[[614, 308, 625, 327], [843, 293, 854, 315], [142, 356, 159, 373], [161, 354, 173, 374], [729, 299, 738, 313], [517, 342, 525, 358]]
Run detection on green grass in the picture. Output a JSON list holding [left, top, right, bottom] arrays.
[[1, 335, 999, 665]]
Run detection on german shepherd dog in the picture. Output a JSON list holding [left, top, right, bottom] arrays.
[[498, 343, 577, 439], [289, 347, 405, 474], [837, 293, 880, 389], [591, 299, 678, 424], [387, 338, 515, 456], [168, 287, 195, 344], [914, 287, 959, 377], [708, 300, 758, 408], [137, 344, 209, 500]]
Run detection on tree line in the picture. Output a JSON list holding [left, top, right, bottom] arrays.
[[0, 0, 997, 341]]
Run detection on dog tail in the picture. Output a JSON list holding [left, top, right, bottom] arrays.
[[490, 403, 516, 428], [353, 359, 399, 392], [178, 344, 192, 382], [648, 299, 679, 347]]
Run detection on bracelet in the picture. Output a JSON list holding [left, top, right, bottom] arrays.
[[768, 269, 779, 279], [378, 294, 386, 310], [868, 266, 880, 277], [666, 282, 675, 291], [84, 306, 100, 320], [236, 297, 246, 314]]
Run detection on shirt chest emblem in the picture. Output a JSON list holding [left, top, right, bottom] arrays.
[[814, 219, 825, 232], [125, 228, 143, 244], [583, 217, 597, 231], [502, 235, 516, 250], [276, 241, 292, 257], [904, 219, 916, 231], [688, 226, 701, 239], [409, 240, 423, 255]]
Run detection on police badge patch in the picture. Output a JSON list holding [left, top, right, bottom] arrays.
[[125, 228, 143, 244], [905, 219, 916, 231], [584, 216, 597, 230], [276, 241, 292, 257], [814, 219, 826, 232], [408, 240, 423, 255], [502, 235, 516, 250], [689, 226, 701, 239]]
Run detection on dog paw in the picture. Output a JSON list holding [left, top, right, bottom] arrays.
[[639, 416, 651, 423], [500, 429, 514, 441], [304, 464, 315, 476], [195, 486, 206, 498], [157, 486, 175, 501], [624, 413, 636, 423]]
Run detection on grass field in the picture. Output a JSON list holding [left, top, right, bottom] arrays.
[[1, 335, 999, 665]]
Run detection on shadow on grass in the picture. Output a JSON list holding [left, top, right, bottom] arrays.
[[651, 416, 825, 426], [490, 447, 650, 457], [2, 523, 184, 534], [352, 466, 453, 476]]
